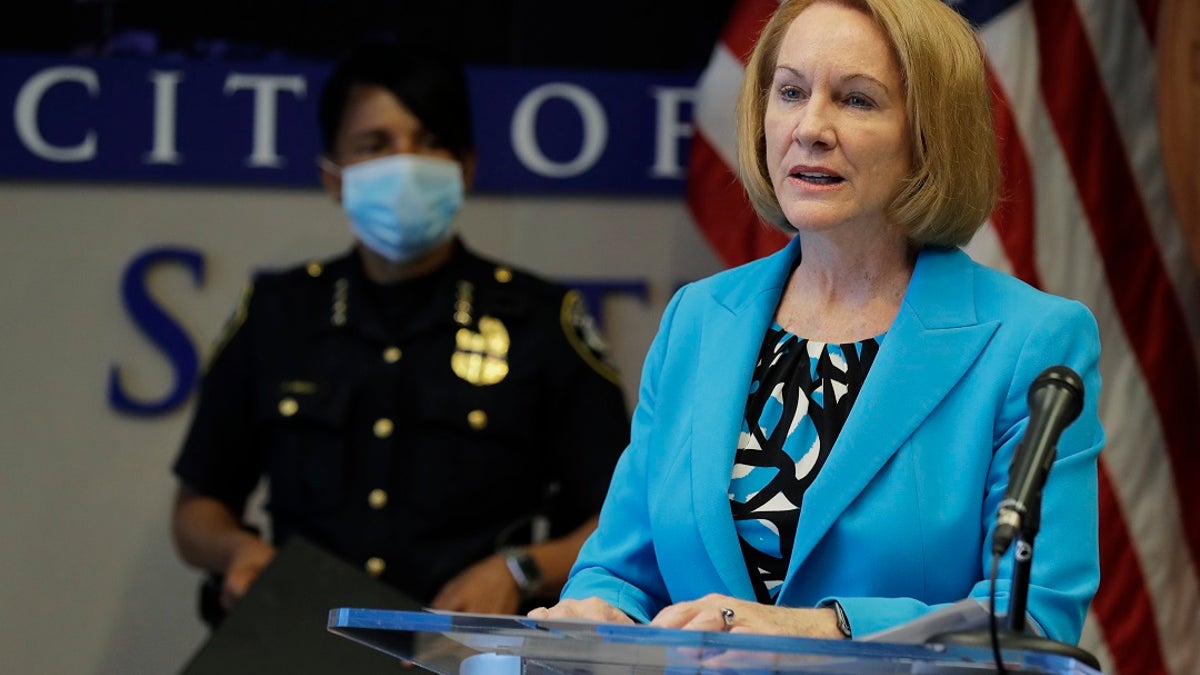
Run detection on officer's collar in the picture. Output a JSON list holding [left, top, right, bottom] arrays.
[[325, 237, 477, 339], [351, 236, 469, 288]]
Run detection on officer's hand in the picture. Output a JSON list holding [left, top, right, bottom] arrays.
[[429, 553, 520, 614], [220, 537, 276, 610]]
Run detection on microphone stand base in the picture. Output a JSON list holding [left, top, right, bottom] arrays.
[[926, 628, 1101, 672]]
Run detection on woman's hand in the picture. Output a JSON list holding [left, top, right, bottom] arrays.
[[527, 597, 634, 624], [650, 593, 844, 638]]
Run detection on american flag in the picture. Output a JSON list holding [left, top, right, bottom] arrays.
[[685, 1, 1200, 673]]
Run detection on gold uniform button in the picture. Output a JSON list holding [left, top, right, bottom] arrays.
[[278, 397, 299, 417], [383, 346, 402, 363], [368, 489, 388, 509], [365, 557, 386, 577], [373, 418, 394, 438], [494, 266, 513, 283], [306, 262, 323, 277], [467, 409, 488, 430]]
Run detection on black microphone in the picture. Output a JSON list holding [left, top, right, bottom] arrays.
[[991, 365, 1085, 556]]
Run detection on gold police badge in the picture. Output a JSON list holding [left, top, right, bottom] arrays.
[[452, 316, 510, 385], [451, 280, 510, 385]]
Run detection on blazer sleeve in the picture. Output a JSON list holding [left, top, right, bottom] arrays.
[[558, 287, 689, 622]]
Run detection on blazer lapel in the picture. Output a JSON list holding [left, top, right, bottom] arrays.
[[691, 239, 799, 599], [783, 248, 1000, 586]]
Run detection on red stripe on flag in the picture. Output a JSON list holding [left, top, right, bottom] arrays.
[[686, 132, 790, 267], [1032, 0, 1200, 666], [719, 0, 781, 65], [986, 66, 1042, 289], [1093, 463, 1170, 674]]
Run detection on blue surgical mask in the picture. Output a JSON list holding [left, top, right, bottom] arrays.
[[331, 154, 465, 263]]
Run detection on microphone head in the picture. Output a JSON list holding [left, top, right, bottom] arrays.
[[1028, 365, 1084, 423]]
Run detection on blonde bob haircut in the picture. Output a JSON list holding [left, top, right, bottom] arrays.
[[735, 0, 1000, 247]]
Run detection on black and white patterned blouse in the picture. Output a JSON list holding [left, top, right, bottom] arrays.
[[729, 322, 881, 603]]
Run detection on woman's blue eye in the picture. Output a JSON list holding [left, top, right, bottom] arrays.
[[780, 86, 805, 101], [847, 94, 874, 108]]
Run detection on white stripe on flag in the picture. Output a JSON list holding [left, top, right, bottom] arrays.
[[693, 44, 744, 170], [962, 220, 1014, 276], [1080, 612, 1116, 671]]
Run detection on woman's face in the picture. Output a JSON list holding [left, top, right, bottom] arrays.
[[333, 84, 457, 167], [322, 83, 473, 198], [764, 2, 911, 239]]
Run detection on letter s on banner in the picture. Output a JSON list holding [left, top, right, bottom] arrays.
[[108, 246, 204, 416]]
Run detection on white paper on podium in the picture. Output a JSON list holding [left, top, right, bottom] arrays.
[[859, 598, 995, 643]]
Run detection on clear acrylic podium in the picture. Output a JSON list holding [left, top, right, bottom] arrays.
[[327, 608, 1102, 674]]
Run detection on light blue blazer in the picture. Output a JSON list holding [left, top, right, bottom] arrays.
[[562, 238, 1103, 644]]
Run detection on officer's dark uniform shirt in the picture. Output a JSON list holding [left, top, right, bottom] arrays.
[[173, 238, 631, 603]]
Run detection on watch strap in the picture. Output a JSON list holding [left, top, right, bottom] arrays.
[[502, 547, 543, 596]]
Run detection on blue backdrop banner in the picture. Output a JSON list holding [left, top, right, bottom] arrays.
[[0, 54, 699, 195]]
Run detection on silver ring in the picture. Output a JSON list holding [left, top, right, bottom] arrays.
[[719, 607, 735, 629]]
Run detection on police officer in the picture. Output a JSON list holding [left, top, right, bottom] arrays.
[[170, 42, 630, 622]]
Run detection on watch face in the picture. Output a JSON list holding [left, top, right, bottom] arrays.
[[505, 549, 543, 593], [517, 551, 543, 588]]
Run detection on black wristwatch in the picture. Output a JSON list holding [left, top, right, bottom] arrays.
[[501, 547, 544, 596]]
